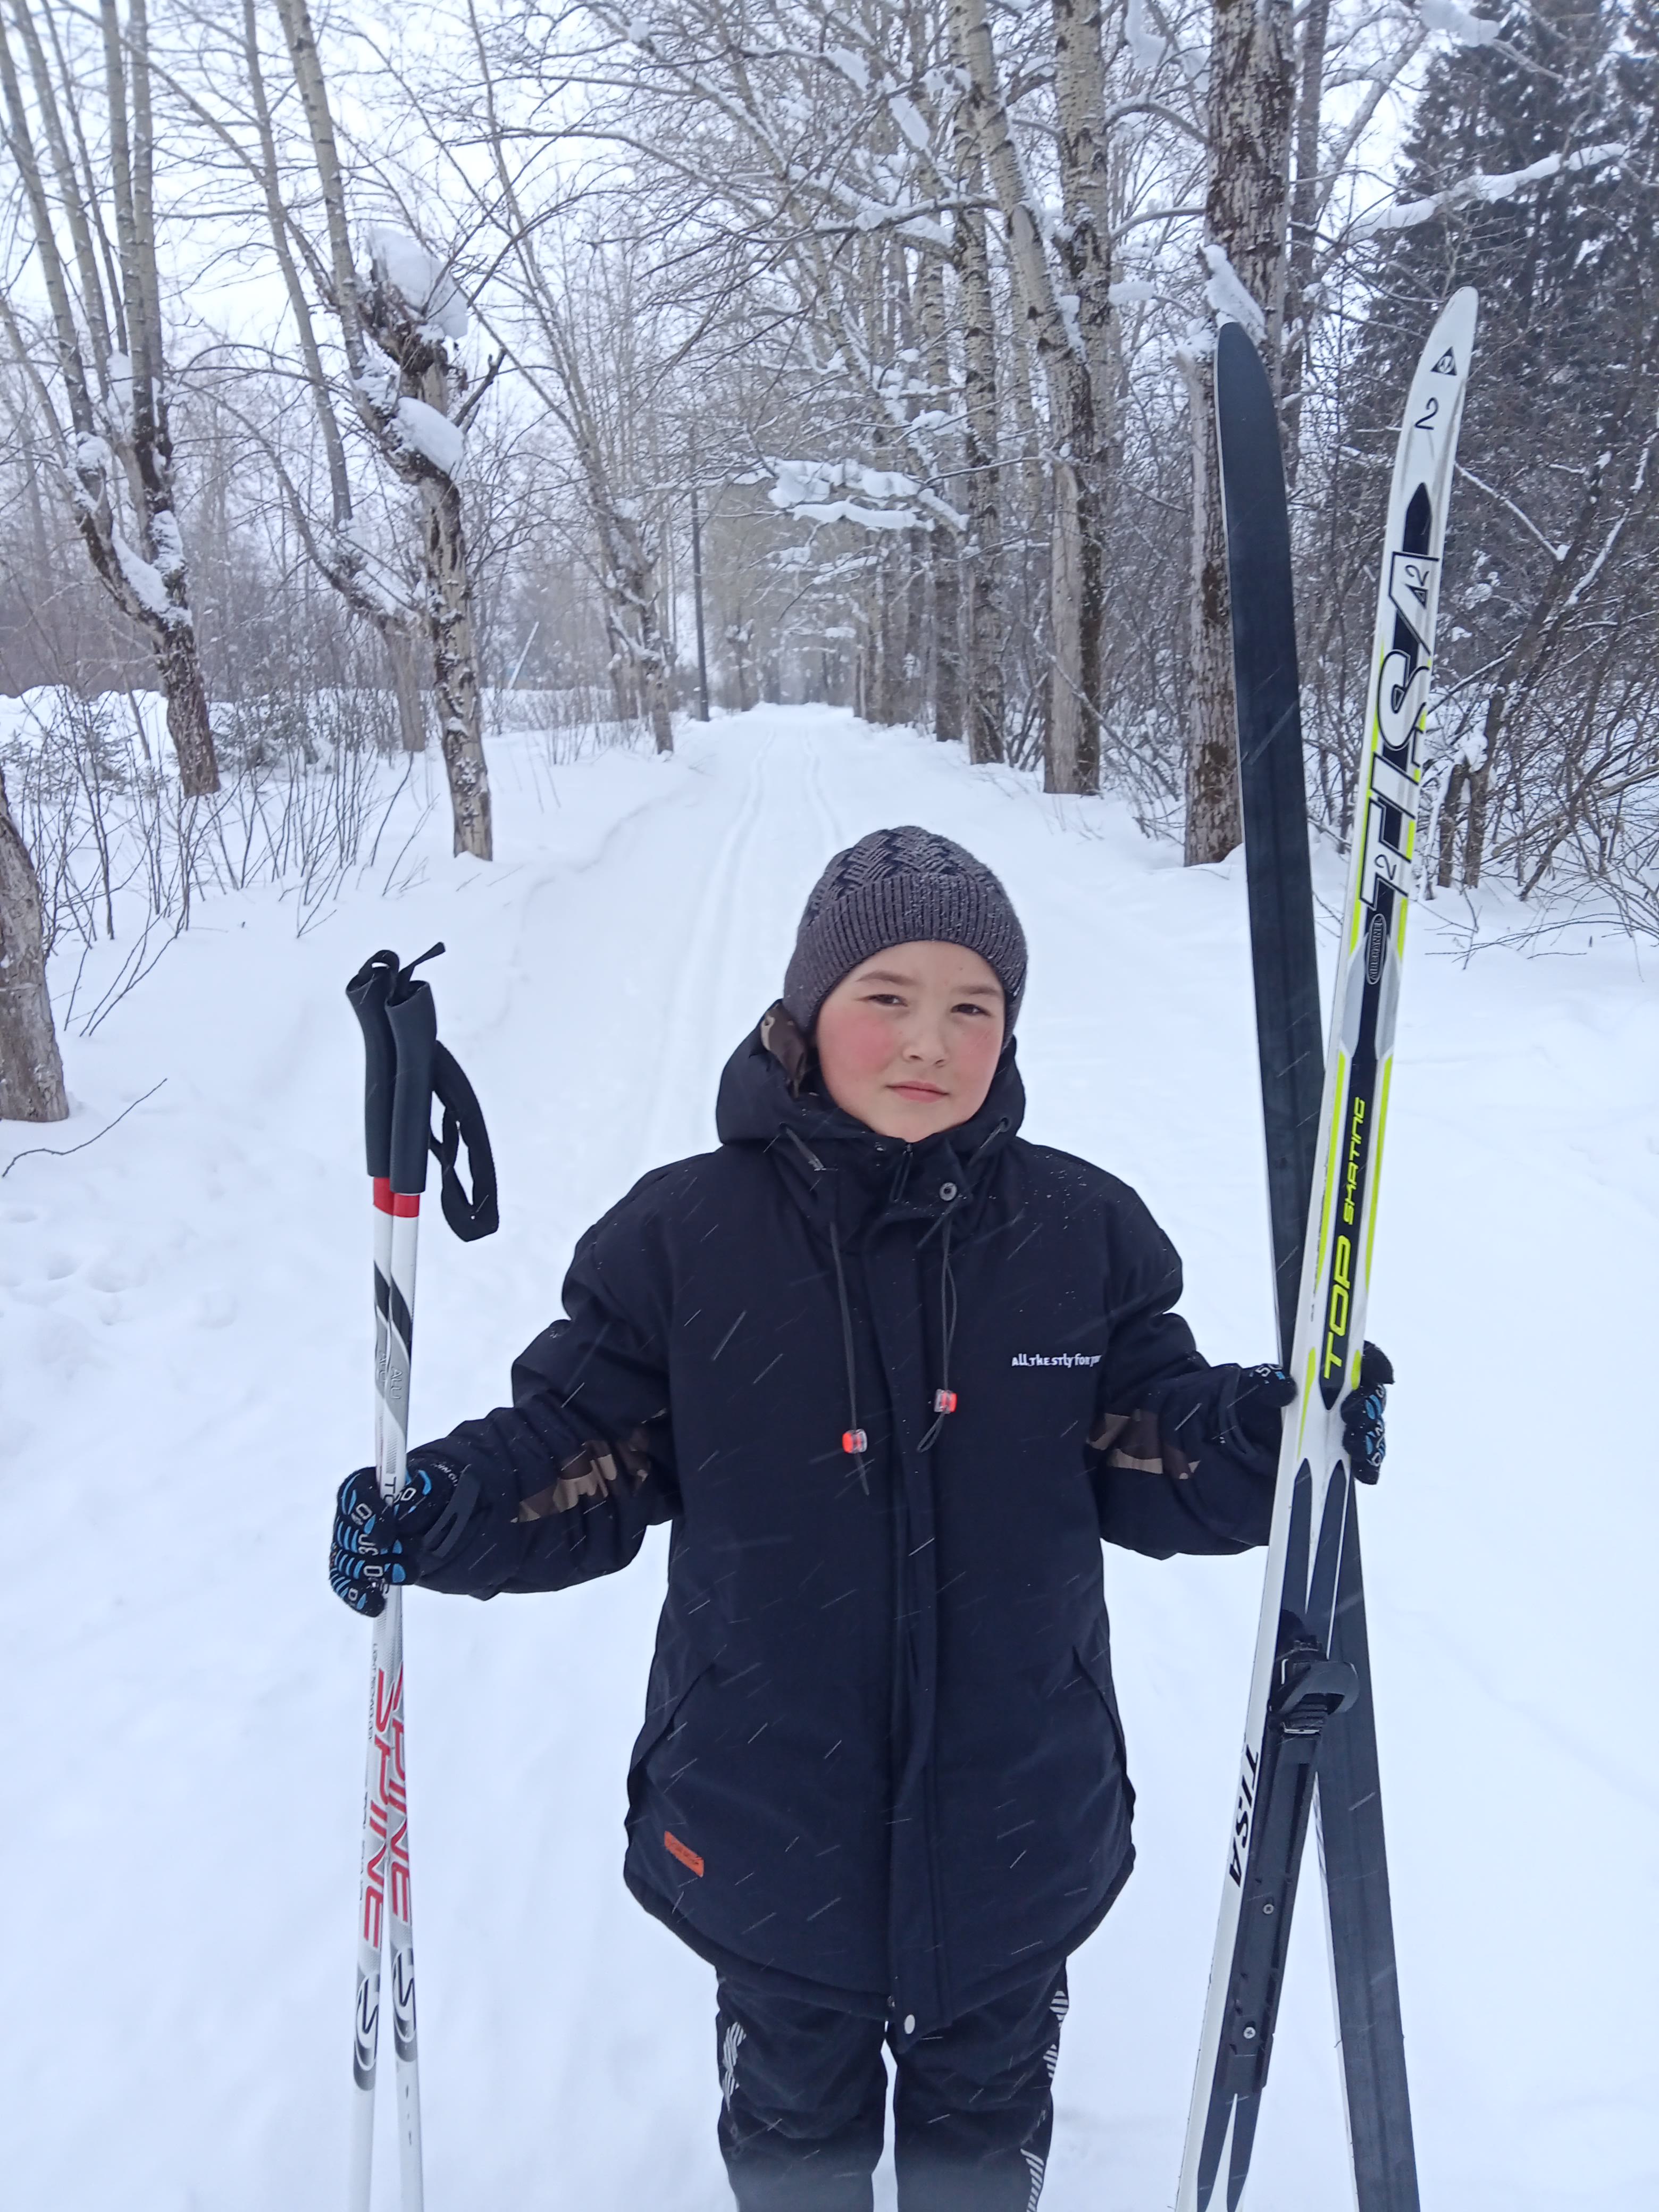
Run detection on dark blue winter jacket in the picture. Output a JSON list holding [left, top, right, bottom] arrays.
[[409, 1012, 1273, 2038]]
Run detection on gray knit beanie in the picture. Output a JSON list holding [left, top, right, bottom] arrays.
[[782, 826, 1027, 1031]]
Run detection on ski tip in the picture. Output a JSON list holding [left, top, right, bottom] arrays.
[[1423, 288, 1480, 379]]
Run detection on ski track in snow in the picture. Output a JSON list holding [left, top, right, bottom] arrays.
[[1, 707, 1654, 2210]]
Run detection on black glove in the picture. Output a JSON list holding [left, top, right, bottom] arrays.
[[330, 1461, 459, 1617], [1226, 1363, 1298, 1460], [1339, 1342, 1393, 1484]]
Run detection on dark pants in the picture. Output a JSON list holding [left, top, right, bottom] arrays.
[[715, 1964, 1068, 2212]]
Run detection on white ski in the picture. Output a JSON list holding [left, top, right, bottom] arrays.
[[1177, 287, 1479, 2212]]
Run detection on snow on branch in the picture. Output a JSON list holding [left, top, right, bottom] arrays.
[[364, 225, 468, 342], [111, 521, 190, 630], [1125, 0, 1169, 71], [768, 457, 963, 534], [1419, 0, 1500, 47], [1353, 141, 1625, 237], [392, 397, 465, 477], [826, 45, 869, 93], [1201, 244, 1266, 342]]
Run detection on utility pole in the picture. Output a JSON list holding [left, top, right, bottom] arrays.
[[690, 462, 711, 722]]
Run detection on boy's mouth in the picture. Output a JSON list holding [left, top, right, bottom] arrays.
[[890, 1080, 948, 1100]]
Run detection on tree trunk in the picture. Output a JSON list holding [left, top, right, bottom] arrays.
[[933, 537, 963, 743], [877, 547, 907, 725], [728, 623, 755, 713], [1185, 0, 1295, 861], [1281, 0, 1331, 488], [1048, 0, 1112, 794], [1436, 757, 1469, 889], [153, 624, 221, 799], [0, 767, 68, 1124], [417, 470, 492, 859], [1048, 456, 1090, 793], [912, 250, 964, 745], [953, 0, 1106, 789], [639, 600, 675, 753], [386, 626, 426, 752], [957, 145, 1007, 766], [1183, 346, 1242, 863], [901, 529, 927, 728], [1462, 758, 1492, 889]]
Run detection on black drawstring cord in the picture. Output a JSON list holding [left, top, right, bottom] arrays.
[[915, 1120, 1006, 1454], [918, 1212, 958, 1452], [829, 1217, 870, 1495]]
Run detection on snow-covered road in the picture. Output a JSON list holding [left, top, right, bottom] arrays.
[[2, 708, 1653, 2209]]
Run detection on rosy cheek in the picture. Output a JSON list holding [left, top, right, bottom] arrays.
[[834, 1009, 896, 1077], [957, 1021, 1002, 1083], [818, 1006, 894, 1086]]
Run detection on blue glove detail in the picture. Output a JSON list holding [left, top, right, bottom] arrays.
[[329, 1463, 455, 1617], [1226, 1362, 1297, 1459], [1339, 1342, 1394, 1485]]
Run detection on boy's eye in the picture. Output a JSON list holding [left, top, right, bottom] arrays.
[[954, 1001, 993, 1017]]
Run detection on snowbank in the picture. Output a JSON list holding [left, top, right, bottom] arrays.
[[1, 709, 1652, 2209]]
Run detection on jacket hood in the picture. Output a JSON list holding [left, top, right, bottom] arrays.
[[715, 1001, 1025, 1204]]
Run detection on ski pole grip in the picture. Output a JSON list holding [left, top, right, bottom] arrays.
[[386, 966, 439, 1197], [345, 949, 400, 1179]]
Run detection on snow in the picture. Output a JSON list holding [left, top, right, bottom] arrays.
[[110, 525, 185, 625], [364, 225, 468, 342], [1125, 0, 1170, 72], [826, 45, 868, 93], [1355, 141, 1626, 236], [1201, 243, 1267, 342], [768, 458, 937, 532], [395, 397, 466, 478], [2, 707, 1655, 2209], [887, 94, 930, 154], [1419, 0, 1501, 46], [72, 431, 113, 477]]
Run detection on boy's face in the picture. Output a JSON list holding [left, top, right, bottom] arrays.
[[814, 942, 1007, 1141]]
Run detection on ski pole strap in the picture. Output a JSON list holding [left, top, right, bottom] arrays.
[[429, 1041, 499, 1242]]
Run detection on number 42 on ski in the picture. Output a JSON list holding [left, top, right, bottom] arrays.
[[1178, 288, 1480, 2212]]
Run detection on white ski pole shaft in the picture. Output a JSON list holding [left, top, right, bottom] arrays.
[[348, 1191, 395, 2211], [345, 950, 431, 2211], [381, 1201, 424, 2208], [351, 1196, 425, 2211]]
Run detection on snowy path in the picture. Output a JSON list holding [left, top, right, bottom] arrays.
[[2, 708, 1654, 2210]]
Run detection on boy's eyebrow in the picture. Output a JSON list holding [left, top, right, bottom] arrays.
[[853, 966, 1003, 997]]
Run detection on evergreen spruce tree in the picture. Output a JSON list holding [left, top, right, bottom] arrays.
[[1326, 1, 1658, 904]]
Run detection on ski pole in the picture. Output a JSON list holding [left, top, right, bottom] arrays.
[[345, 945, 498, 2211]]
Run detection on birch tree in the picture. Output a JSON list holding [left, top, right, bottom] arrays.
[[0, 0, 220, 794], [0, 764, 66, 1122], [1181, 0, 1294, 865], [271, 0, 492, 857], [952, 0, 1114, 791]]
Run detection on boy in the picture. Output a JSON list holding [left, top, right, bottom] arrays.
[[331, 827, 1385, 2210]]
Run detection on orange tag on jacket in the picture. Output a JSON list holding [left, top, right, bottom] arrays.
[[664, 1830, 705, 1877]]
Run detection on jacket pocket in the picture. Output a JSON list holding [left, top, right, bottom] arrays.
[[626, 1653, 714, 1822], [1072, 1636, 1135, 1819]]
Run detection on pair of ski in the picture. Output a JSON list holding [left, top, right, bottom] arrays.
[[1178, 290, 1479, 2212], [344, 946, 498, 2211]]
